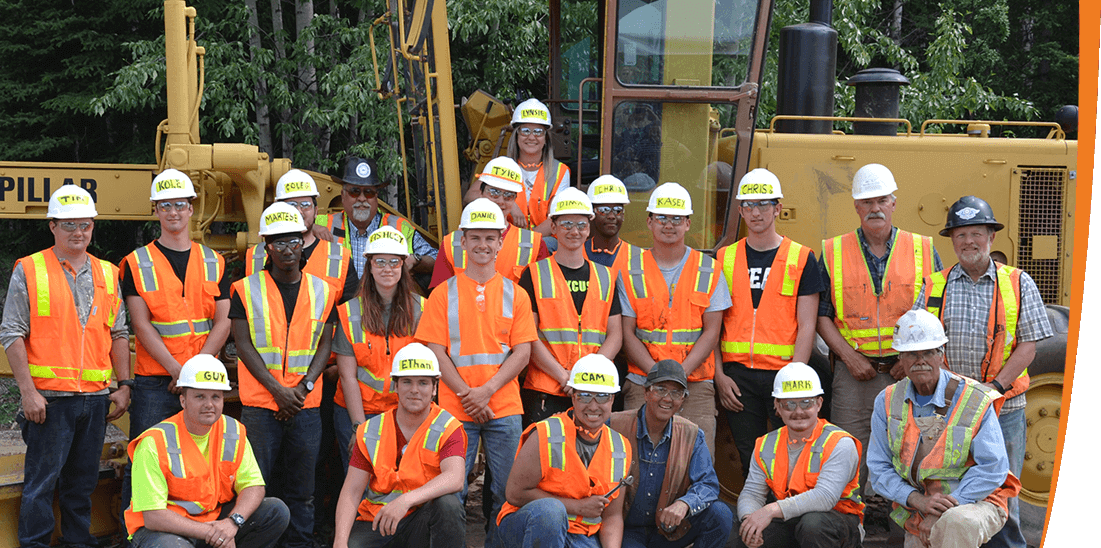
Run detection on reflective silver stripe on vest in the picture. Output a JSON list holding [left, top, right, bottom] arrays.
[[151, 321, 193, 338], [447, 277, 512, 368], [221, 417, 239, 463], [250, 245, 267, 274], [452, 230, 465, 269], [191, 319, 213, 335], [758, 430, 781, 479], [547, 416, 566, 471], [246, 274, 282, 367], [593, 262, 611, 299], [345, 298, 366, 345], [696, 254, 715, 293], [284, 276, 332, 374], [610, 430, 627, 481], [134, 246, 159, 292], [168, 500, 205, 515], [808, 425, 843, 474], [516, 231, 534, 265], [152, 422, 185, 478], [633, 329, 703, 344], [627, 246, 647, 299], [365, 488, 403, 505], [535, 259, 555, 297], [326, 241, 342, 279], [362, 414, 386, 464], [201, 245, 220, 283], [423, 410, 455, 451], [357, 366, 386, 393]]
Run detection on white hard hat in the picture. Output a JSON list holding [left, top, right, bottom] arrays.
[[735, 168, 783, 200], [258, 202, 307, 237], [851, 164, 898, 200], [275, 169, 319, 200], [566, 354, 620, 394], [646, 182, 693, 215], [511, 98, 552, 127], [587, 175, 630, 205], [150, 169, 197, 201], [771, 362, 824, 398], [549, 187, 594, 218], [364, 226, 409, 257], [48, 185, 98, 219], [892, 309, 949, 352], [459, 198, 508, 230], [177, 354, 231, 391], [478, 157, 524, 193], [391, 343, 441, 378]]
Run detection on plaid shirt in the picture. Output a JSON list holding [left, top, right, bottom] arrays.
[[913, 260, 1053, 411], [344, 212, 438, 275]]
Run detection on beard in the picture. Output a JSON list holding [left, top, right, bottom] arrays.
[[351, 204, 373, 223]]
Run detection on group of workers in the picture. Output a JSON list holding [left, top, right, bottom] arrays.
[[1, 98, 1052, 548]]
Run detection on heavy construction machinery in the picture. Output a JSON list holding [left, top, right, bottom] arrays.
[[0, 0, 1073, 543]]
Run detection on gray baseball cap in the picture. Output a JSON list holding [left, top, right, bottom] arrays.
[[645, 359, 688, 389]]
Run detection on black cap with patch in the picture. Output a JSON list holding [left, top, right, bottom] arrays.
[[645, 359, 688, 389], [334, 156, 384, 187]]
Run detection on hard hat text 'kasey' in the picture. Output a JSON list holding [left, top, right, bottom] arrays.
[[646, 182, 694, 215]]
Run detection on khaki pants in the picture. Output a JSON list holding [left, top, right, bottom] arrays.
[[902, 501, 1006, 548], [623, 380, 717, 458], [830, 361, 896, 497]]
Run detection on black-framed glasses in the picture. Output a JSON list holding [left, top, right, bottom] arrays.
[[652, 214, 686, 226], [56, 221, 93, 232], [594, 205, 624, 215], [269, 238, 304, 252], [155, 200, 190, 212], [740, 200, 778, 211], [486, 187, 517, 201], [649, 385, 688, 401], [556, 220, 589, 232], [371, 257, 403, 269], [282, 199, 315, 210], [778, 398, 817, 411], [575, 392, 614, 404], [344, 186, 378, 198], [516, 127, 546, 137]]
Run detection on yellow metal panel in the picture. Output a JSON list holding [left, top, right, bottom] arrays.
[[0, 163, 159, 220]]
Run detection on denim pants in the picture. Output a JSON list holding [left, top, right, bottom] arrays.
[[985, 407, 1027, 548], [732, 510, 862, 548], [721, 362, 781, 478], [622, 500, 734, 548], [347, 495, 466, 548], [129, 497, 290, 548], [18, 394, 109, 548], [122, 374, 185, 537], [460, 415, 522, 546], [241, 406, 322, 548], [495, 498, 601, 548], [333, 404, 381, 474]]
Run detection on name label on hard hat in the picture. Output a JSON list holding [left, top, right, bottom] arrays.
[[655, 197, 686, 210], [57, 194, 91, 206], [521, 108, 549, 121], [155, 179, 187, 193], [593, 184, 625, 196], [491, 166, 521, 182], [739, 183, 774, 195], [399, 359, 434, 371], [956, 207, 979, 220], [577, 371, 614, 387], [197, 370, 227, 384], [470, 211, 498, 222], [555, 200, 587, 212], [264, 211, 300, 225], [370, 230, 404, 244], [782, 380, 813, 393], [283, 180, 312, 192]]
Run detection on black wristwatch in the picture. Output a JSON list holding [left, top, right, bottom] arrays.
[[230, 513, 246, 528], [117, 379, 135, 389]]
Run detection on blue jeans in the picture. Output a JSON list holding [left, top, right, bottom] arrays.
[[495, 498, 601, 548], [622, 500, 734, 548], [333, 404, 380, 474], [460, 415, 522, 546], [17, 394, 109, 548], [122, 375, 184, 538], [241, 406, 322, 548], [129, 497, 290, 548], [347, 495, 466, 548], [985, 407, 1026, 548]]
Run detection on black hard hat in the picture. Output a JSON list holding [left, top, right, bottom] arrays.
[[334, 157, 384, 187], [940, 195, 1004, 237]]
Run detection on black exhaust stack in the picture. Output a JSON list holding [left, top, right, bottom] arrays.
[[776, 0, 838, 134], [846, 68, 911, 135]]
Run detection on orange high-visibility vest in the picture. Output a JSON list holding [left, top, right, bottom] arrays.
[[20, 248, 121, 392], [718, 237, 812, 370], [525, 257, 615, 395], [318, 211, 417, 254], [355, 404, 465, 522], [621, 246, 719, 382], [440, 226, 540, 283], [497, 410, 631, 536], [823, 230, 935, 357], [245, 238, 351, 292], [233, 271, 337, 411], [754, 418, 865, 521], [883, 373, 1020, 536], [123, 243, 224, 376], [924, 263, 1027, 399], [125, 412, 247, 534], [335, 294, 425, 414], [515, 159, 569, 227]]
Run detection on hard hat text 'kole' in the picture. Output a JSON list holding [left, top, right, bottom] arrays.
[[155, 179, 187, 193]]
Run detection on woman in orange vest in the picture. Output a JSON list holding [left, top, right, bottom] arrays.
[[333, 226, 425, 470]]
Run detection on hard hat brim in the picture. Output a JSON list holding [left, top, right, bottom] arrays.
[[939, 221, 1005, 237]]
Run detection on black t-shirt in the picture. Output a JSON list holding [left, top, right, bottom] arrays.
[[519, 261, 621, 317], [743, 245, 825, 308], [229, 275, 338, 324], [121, 241, 232, 300], [302, 239, 360, 304]]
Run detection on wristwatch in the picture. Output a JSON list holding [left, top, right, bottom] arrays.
[[230, 513, 246, 528], [117, 379, 135, 388], [304, 380, 315, 392]]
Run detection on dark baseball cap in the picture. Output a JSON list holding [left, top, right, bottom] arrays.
[[645, 359, 688, 389]]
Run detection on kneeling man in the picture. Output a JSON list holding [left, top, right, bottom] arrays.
[[126, 354, 289, 548]]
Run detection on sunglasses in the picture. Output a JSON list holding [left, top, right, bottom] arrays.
[[56, 221, 93, 232], [486, 187, 517, 201], [269, 238, 304, 252], [371, 257, 403, 269], [155, 200, 190, 212], [740, 200, 778, 210], [344, 186, 378, 198], [555, 220, 589, 232], [282, 199, 315, 210], [575, 392, 614, 404], [594, 205, 624, 215], [778, 398, 817, 411], [516, 127, 546, 137], [652, 214, 686, 226]]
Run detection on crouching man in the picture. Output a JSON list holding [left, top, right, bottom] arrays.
[[126, 354, 290, 548], [333, 343, 467, 548]]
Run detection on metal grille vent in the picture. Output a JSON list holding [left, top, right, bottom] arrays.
[[1016, 167, 1066, 303]]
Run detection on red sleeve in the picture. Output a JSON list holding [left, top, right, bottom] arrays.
[[429, 251, 454, 289], [439, 427, 467, 460], [535, 239, 551, 261], [349, 439, 373, 473], [508, 283, 539, 346]]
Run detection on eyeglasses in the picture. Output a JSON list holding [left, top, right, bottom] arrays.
[[555, 220, 589, 232], [516, 127, 546, 137], [485, 187, 517, 201], [740, 200, 778, 211], [344, 186, 378, 198], [575, 392, 614, 404], [56, 221, 93, 232], [155, 200, 190, 212], [652, 214, 686, 226], [649, 386, 688, 401], [269, 238, 304, 252], [475, 284, 486, 312], [282, 199, 315, 210], [594, 205, 624, 215], [372, 257, 403, 269], [778, 398, 818, 411]]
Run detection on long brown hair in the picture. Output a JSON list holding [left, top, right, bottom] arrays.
[[358, 256, 417, 337]]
